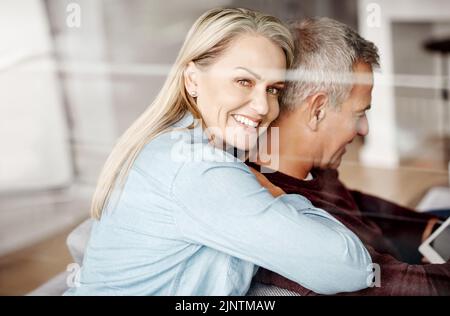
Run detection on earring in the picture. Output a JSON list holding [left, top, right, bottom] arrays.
[[190, 91, 197, 97]]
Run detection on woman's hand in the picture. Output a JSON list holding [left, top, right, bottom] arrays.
[[248, 166, 285, 197]]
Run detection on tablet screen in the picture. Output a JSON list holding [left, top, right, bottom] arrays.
[[430, 224, 450, 261]]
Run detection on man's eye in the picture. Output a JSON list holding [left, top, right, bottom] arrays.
[[267, 87, 280, 95]]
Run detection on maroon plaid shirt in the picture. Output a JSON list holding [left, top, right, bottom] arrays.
[[246, 162, 450, 296]]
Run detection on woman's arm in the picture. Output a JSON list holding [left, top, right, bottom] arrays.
[[171, 159, 373, 295], [247, 166, 285, 197]]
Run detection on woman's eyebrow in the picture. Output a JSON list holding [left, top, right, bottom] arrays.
[[234, 66, 261, 80], [234, 66, 285, 85]]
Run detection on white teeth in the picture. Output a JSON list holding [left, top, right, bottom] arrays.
[[233, 115, 258, 128]]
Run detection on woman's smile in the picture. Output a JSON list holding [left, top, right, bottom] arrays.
[[231, 114, 261, 133]]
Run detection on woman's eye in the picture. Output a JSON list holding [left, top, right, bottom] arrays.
[[267, 87, 280, 95], [237, 79, 252, 87]]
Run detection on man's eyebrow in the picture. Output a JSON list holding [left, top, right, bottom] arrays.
[[360, 104, 371, 111], [235, 67, 262, 80], [357, 104, 371, 113]]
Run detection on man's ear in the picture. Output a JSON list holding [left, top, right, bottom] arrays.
[[184, 61, 199, 96], [306, 93, 328, 131]]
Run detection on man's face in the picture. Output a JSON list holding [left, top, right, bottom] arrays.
[[315, 62, 373, 169]]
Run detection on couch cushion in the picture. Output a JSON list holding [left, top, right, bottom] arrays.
[[66, 218, 94, 265], [246, 282, 300, 296]]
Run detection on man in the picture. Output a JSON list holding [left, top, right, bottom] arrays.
[[247, 17, 450, 295]]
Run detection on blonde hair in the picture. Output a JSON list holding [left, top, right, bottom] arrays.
[[91, 7, 294, 219]]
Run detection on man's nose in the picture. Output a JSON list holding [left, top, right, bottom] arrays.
[[357, 116, 369, 136], [250, 89, 270, 116]]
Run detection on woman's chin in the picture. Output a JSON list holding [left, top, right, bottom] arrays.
[[228, 137, 258, 152], [222, 127, 259, 152]]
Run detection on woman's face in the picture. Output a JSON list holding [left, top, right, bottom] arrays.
[[185, 34, 287, 151]]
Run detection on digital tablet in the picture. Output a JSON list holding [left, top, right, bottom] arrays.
[[419, 217, 450, 264]]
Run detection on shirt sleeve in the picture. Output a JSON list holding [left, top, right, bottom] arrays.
[[171, 159, 373, 295], [350, 189, 435, 222], [255, 245, 450, 296]]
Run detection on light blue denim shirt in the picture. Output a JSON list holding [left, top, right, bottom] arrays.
[[64, 112, 373, 296]]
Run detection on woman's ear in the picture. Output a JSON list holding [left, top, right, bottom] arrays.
[[184, 61, 199, 97], [306, 93, 328, 131]]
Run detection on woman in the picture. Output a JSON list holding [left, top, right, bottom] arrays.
[[64, 8, 372, 296]]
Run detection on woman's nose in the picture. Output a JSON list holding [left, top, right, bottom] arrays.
[[250, 90, 270, 116]]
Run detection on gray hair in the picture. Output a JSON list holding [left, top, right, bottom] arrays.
[[282, 17, 380, 111]]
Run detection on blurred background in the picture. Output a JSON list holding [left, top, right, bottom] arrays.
[[0, 0, 449, 295]]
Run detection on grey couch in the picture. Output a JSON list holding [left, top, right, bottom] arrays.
[[28, 219, 299, 296]]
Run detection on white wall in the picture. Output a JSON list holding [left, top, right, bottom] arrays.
[[0, 0, 79, 256], [0, 0, 72, 191], [358, 0, 450, 168]]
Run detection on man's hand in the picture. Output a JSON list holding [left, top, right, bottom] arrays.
[[421, 217, 441, 243], [248, 166, 285, 197], [421, 217, 441, 263]]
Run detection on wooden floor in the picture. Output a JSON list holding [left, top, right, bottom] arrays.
[[0, 142, 448, 295], [339, 161, 448, 208], [0, 221, 83, 296]]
